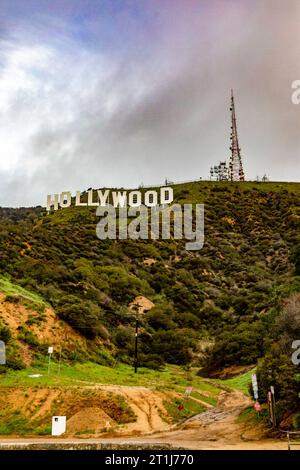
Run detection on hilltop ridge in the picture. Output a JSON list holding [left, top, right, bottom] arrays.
[[0, 180, 300, 427]]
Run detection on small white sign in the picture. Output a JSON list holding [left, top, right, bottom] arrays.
[[48, 346, 53, 354], [270, 386, 275, 395], [0, 341, 5, 365], [252, 374, 258, 397], [252, 374, 258, 388], [52, 416, 66, 436], [184, 386, 193, 397]]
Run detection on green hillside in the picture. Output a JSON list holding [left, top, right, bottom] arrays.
[[0, 180, 300, 426]]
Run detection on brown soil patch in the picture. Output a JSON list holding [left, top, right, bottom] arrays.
[[0, 293, 87, 364], [0, 384, 287, 448], [87, 385, 174, 435], [143, 258, 156, 267], [0, 385, 177, 437], [202, 364, 255, 379], [66, 407, 116, 435], [216, 389, 251, 409], [133, 389, 285, 450], [129, 296, 155, 314]]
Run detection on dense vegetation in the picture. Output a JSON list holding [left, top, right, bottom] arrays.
[[0, 180, 299, 424]]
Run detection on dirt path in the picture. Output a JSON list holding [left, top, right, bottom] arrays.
[[114, 387, 169, 435], [0, 381, 289, 449], [81, 385, 288, 449], [86, 383, 213, 435], [88, 385, 172, 434], [102, 388, 289, 449], [132, 389, 288, 450]]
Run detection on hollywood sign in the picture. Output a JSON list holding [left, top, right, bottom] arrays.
[[46, 186, 204, 251], [47, 187, 173, 211]]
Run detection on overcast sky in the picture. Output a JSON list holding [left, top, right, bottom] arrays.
[[0, 0, 300, 207]]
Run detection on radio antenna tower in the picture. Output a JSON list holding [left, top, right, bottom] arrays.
[[229, 89, 245, 181]]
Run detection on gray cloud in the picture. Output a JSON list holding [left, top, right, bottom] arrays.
[[0, 0, 300, 207]]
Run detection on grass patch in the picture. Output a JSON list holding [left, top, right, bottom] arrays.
[[17, 326, 40, 347], [0, 362, 222, 399], [238, 405, 268, 424], [163, 397, 205, 423], [0, 276, 49, 312], [33, 424, 52, 435], [191, 390, 217, 406], [218, 369, 256, 395], [0, 410, 52, 436], [0, 411, 33, 435]]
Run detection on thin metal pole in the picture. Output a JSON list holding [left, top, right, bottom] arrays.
[[58, 345, 62, 376], [48, 353, 51, 375], [271, 387, 277, 428], [134, 319, 138, 373]]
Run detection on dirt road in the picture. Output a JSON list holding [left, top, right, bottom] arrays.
[[0, 387, 289, 450], [110, 389, 289, 450]]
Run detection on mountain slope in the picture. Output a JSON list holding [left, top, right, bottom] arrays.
[[0, 180, 299, 369]]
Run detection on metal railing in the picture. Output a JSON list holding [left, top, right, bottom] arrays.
[[281, 431, 300, 450]]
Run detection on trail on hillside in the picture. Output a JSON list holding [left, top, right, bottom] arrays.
[[0, 386, 288, 449], [78, 384, 286, 450], [123, 389, 287, 450], [88, 385, 171, 434], [97, 388, 288, 450], [87, 383, 213, 435]]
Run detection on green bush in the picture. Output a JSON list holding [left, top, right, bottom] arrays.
[[0, 325, 11, 343], [293, 412, 300, 430], [256, 347, 300, 420], [5, 357, 26, 370], [17, 326, 39, 347], [56, 298, 103, 339], [204, 321, 265, 371], [147, 304, 176, 330], [291, 243, 300, 276]]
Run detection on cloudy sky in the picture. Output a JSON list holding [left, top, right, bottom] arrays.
[[0, 0, 300, 207]]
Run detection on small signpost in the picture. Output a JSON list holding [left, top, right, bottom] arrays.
[[254, 401, 261, 414], [251, 374, 262, 416], [184, 386, 193, 399], [267, 387, 277, 427], [270, 386, 277, 427], [48, 346, 53, 375], [178, 386, 193, 412], [251, 374, 258, 400], [267, 391, 273, 422], [0, 341, 6, 365]]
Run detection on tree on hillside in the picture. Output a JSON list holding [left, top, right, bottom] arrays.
[[256, 294, 300, 424], [291, 243, 300, 276]]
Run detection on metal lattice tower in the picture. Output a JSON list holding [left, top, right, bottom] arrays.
[[229, 89, 245, 181]]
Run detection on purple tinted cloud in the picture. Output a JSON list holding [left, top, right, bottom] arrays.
[[0, 0, 299, 206]]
